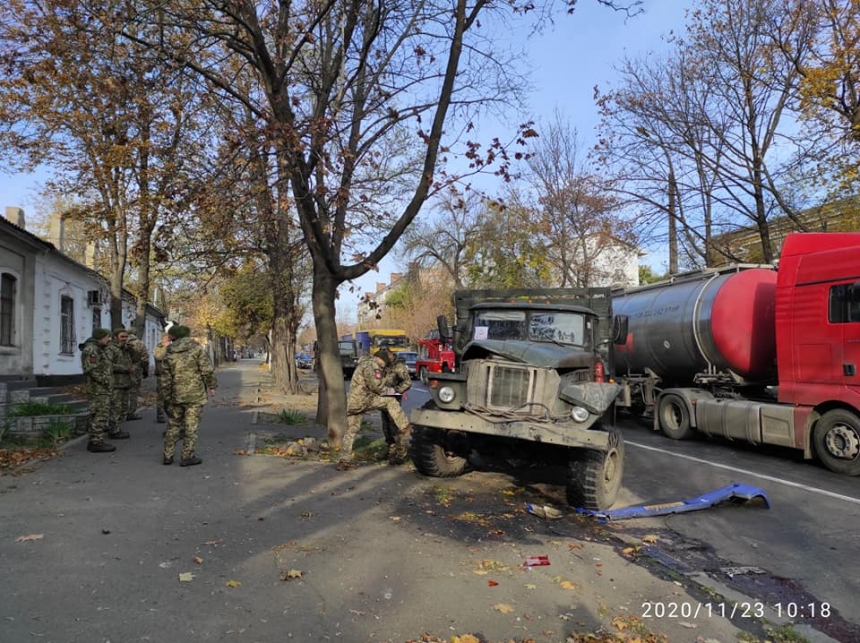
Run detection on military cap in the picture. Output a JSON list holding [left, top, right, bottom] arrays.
[[168, 325, 190, 339], [112, 328, 128, 337], [375, 347, 394, 365], [92, 328, 111, 340]]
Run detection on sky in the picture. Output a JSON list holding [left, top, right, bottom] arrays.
[[0, 0, 693, 322]]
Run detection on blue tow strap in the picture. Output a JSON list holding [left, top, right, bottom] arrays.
[[578, 482, 770, 522]]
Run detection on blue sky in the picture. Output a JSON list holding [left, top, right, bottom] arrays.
[[0, 0, 691, 319]]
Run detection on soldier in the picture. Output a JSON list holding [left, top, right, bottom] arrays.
[[105, 329, 132, 440], [337, 348, 412, 471], [80, 328, 118, 453], [380, 354, 413, 465], [162, 325, 217, 467], [125, 329, 150, 420], [152, 333, 172, 424]]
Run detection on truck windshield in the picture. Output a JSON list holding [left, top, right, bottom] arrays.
[[338, 341, 355, 354], [473, 310, 588, 347]]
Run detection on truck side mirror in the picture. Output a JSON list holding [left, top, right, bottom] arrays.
[[611, 315, 629, 345], [437, 315, 449, 342]]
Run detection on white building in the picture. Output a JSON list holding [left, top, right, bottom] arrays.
[[0, 207, 165, 383]]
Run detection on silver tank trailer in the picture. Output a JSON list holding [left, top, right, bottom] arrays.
[[612, 268, 777, 385]]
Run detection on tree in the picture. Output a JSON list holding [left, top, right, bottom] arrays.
[[0, 0, 207, 331]]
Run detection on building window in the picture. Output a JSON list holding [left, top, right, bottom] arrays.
[[828, 284, 860, 324], [0, 272, 16, 346], [61, 295, 76, 354]]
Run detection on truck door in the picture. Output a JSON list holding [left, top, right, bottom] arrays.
[[829, 282, 860, 383]]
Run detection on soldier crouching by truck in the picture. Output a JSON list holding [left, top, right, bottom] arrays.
[[380, 354, 413, 465], [337, 348, 412, 471]]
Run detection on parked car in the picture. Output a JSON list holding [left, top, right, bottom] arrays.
[[397, 351, 418, 379], [295, 353, 313, 369]]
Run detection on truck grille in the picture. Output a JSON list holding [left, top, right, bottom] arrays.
[[466, 360, 556, 413]]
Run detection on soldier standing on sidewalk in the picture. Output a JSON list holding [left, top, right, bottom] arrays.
[[162, 325, 217, 467], [105, 329, 131, 441], [152, 333, 172, 424], [125, 329, 150, 420], [80, 328, 118, 453], [337, 348, 412, 471]]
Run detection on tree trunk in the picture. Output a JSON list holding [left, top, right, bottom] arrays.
[[311, 266, 347, 446]]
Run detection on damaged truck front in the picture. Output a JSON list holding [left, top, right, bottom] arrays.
[[409, 288, 624, 510]]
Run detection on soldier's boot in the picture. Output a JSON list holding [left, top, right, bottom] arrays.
[[87, 442, 117, 453], [180, 454, 202, 467], [108, 429, 131, 440]]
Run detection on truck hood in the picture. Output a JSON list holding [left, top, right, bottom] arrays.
[[463, 339, 593, 369]]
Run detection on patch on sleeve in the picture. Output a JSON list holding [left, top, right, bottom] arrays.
[[89, 357, 98, 363], [374, 370, 382, 379]]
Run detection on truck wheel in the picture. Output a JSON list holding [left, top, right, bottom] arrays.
[[419, 367, 428, 385], [657, 393, 692, 440], [410, 425, 468, 478], [566, 428, 624, 510], [813, 409, 860, 476]]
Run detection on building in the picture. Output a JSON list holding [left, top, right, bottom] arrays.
[[0, 207, 165, 383]]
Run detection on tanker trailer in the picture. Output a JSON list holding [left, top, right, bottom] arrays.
[[611, 266, 780, 439]]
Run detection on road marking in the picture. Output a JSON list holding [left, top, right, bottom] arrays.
[[627, 440, 860, 506]]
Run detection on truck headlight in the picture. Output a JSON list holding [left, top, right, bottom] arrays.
[[438, 386, 456, 403], [571, 406, 589, 423]]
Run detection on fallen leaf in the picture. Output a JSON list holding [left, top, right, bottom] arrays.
[[642, 534, 659, 544], [203, 540, 220, 546], [193, 556, 203, 564], [452, 635, 481, 643], [488, 580, 499, 587], [472, 570, 489, 576], [280, 569, 302, 580], [225, 580, 242, 587], [178, 572, 195, 582], [525, 584, 537, 590], [389, 516, 401, 522], [16, 534, 44, 543], [679, 621, 698, 629], [493, 603, 515, 614], [558, 580, 577, 590]]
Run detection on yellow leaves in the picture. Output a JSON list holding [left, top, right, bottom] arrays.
[[280, 569, 302, 580], [178, 572, 195, 582], [558, 580, 578, 590], [642, 534, 659, 544], [621, 545, 642, 557], [224, 580, 242, 587], [450, 635, 481, 643], [16, 533, 44, 542], [193, 556, 203, 564], [492, 603, 515, 614]]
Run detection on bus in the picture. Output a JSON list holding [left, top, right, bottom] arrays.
[[366, 329, 410, 354]]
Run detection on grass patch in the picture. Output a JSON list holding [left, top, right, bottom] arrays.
[[276, 408, 308, 425], [7, 400, 71, 417]]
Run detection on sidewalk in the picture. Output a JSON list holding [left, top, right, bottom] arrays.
[[0, 359, 750, 643]]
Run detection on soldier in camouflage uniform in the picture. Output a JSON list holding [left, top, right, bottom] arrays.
[[105, 329, 132, 440], [337, 348, 411, 471], [152, 333, 172, 423], [380, 355, 413, 465], [80, 328, 117, 452], [125, 329, 150, 420], [162, 325, 217, 467]]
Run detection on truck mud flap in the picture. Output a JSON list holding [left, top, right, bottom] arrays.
[[577, 482, 770, 522]]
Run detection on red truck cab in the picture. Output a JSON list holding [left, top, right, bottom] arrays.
[[416, 336, 456, 383]]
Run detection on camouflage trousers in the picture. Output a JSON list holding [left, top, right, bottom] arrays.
[[155, 377, 166, 422], [87, 393, 112, 444], [127, 380, 141, 417], [163, 403, 203, 460], [341, 395, 409, 462], [111, 387, 130, 431]]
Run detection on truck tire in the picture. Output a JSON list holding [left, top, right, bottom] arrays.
[[813, 409, 860, 476], [657, 393, 693, 440], [410, 425, 469, 478], [566, 428, 624, 510]]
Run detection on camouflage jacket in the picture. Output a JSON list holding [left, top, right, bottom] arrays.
[[383, 359, 412, 394], [347, 356, 390, 412], [163, 337, 217, 404], [80, 338, 113, 395], [106, 341, 133, 389], [127, 337, 150, 379]]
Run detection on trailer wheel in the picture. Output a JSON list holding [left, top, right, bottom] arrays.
[[419, 366, 429, 385], [657, 393, 692, 440], [410, 424, 469, 478], [813, 409, 860, 476], [566, 428, 624, 510]]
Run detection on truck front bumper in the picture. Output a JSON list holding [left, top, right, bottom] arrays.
[[410, 408, 611, 451]]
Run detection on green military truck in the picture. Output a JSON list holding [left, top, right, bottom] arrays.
[[338, 339, 359, 378], [409, 288, 624, 510]]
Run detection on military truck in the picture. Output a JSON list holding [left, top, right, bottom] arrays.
[[409, 288, 624, 510], [338, 339, 359, 378]]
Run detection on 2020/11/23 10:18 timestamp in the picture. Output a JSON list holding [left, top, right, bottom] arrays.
[[641, 601, 831, 620]]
